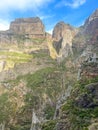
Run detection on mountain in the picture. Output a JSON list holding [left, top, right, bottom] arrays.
[[0, 17, 49, 73], [73, 9, 98, 55], [84, 9, 98, 36], [52, 22, 78, 62], [0, 9, 98, 130], [0, 17, 47, 51], [9, 17, 45, 38]]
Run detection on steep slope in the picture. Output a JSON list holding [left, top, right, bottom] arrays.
[[0, 17, 50, 75], [55, 60, 98, 130], [0, 17, 48, 53], [72, 9, 98, 56], [10, 17, 45, 37]]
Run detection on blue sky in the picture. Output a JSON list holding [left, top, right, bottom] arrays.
[[0, 0, 98, 33]]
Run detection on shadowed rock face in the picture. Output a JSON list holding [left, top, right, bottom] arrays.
[[83, 9, 98, 44], [75, 82, 98, 108], [84, 9, 98, 35], [10, 17, 45, 37], [72, 9, 98, 55]]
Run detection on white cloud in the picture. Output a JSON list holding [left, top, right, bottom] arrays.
[[56, 0, 86, 9], [64, 0, 86, 8], [0, 20, 9, 31], [0, 0, 51, 12], [40, 15, 55, 20], [47, 29, 53, 34]]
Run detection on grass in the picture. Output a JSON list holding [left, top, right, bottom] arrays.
[[0, 51, 33, 70], [0, 51, 32, 59], [31, 38, 45, 43], [41, 120, 56, 130]]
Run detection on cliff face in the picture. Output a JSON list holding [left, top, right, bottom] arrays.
[[72, 9, 98, 55], [52, 22, 75, 41], [10, 17, 45, 37], [52, 22, 78, 61], [84, 9, 98, 36], [0, 17, 46, 47]]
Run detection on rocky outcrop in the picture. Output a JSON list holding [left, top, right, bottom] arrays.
[[0, 57, 52, 82], [52, 22, 74, 41], [0, 17, 45, 46], [84, 9, 98, 35], [80, 59, 98, 79], [75, 82, 98, 108], [52, 22, 77, 61], [10, 17, 45, 38], [72, 9, 98, 55], [83, 9, 98, 46]]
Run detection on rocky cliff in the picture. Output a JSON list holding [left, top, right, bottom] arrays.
[[52, 22, 78, 61], [84, 9, 98, 36], [10, 17, 45, 37], [0, 17, 46, 48], [72, 9, 98, 55]]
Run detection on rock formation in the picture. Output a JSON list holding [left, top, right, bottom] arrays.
[[84, 9, 98, 36], [10, 17, 45, 37], [0, 17, 45, 46], [52, 22, 78, 61], [72, 9, 98, 55]]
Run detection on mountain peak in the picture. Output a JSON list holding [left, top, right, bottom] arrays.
[[52, 21, 74, 41], [88, 8, 98, 22], [9, 17, 45, 37]]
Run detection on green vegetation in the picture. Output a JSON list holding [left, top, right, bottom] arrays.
[[24, 66, 63, 108], [31, 38, 45, 44], [0, 51, 32, 62], [33, 52, 50, 59], [0, 51, 33, 70], [41, 120, 56, 130], [44, 104, 55, 120], [0, 93, 14, 124], [61, 76, 98, 130], [5, 65, 66, 129]]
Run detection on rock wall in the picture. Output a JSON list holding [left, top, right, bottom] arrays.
[[10, 17, 45, 38], [0, 17, 45, 46], [52, 22, 78, 61], [72, 9, 98, 55]]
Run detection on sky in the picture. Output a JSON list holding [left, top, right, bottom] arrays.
[[0, 0, 98, 33]]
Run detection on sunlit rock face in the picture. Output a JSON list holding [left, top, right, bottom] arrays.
[[52, 22, 76, 41], [10, 17, 45, 38], [0, 17, 45, 46], [52, 22, 78, 61]]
